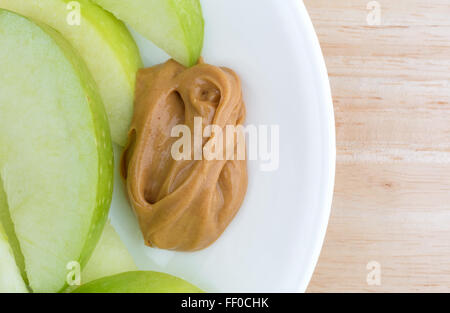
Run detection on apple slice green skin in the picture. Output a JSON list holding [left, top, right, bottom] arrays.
[[0, 9, 113, 292], [91, 0, 204, 67], [72, 271, 203, 293], [0, 223, 28, 293], [0, 0, 143, 145]]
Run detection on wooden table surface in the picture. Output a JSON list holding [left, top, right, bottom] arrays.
[[303, 0, 450, 292]]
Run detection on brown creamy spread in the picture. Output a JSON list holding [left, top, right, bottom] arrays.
[[121, 59, 248, 251]]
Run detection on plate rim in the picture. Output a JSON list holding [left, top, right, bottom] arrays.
[[290, 0, 336, 292]]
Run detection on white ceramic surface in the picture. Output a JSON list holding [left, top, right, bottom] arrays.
[[110, 0, 335, 292]]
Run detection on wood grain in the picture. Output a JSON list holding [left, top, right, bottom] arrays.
[[303, 0, 450, 292]]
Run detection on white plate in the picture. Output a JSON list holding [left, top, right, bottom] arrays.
[[110, 0, 335, 292]]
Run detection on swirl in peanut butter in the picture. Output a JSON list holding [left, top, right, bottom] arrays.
[[121, 59, 247, 251]]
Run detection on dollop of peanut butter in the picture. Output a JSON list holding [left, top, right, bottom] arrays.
[[121, 59, 248, 251]]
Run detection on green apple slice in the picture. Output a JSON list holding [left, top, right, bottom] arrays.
[[72, 271, 203, 293], [91, 0, 204, 67], [81, 222, 137, 284], [0, 10, 113, 292], [0, 0, 143, 145], [0, 222, 28, 293]]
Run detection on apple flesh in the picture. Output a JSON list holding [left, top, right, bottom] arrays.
[[0, 0, 143, 145], [0, 10, 113, 292], [91, 0, 204, 67], [73, 271, 203, 293], [0, 222, 28, 293]]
